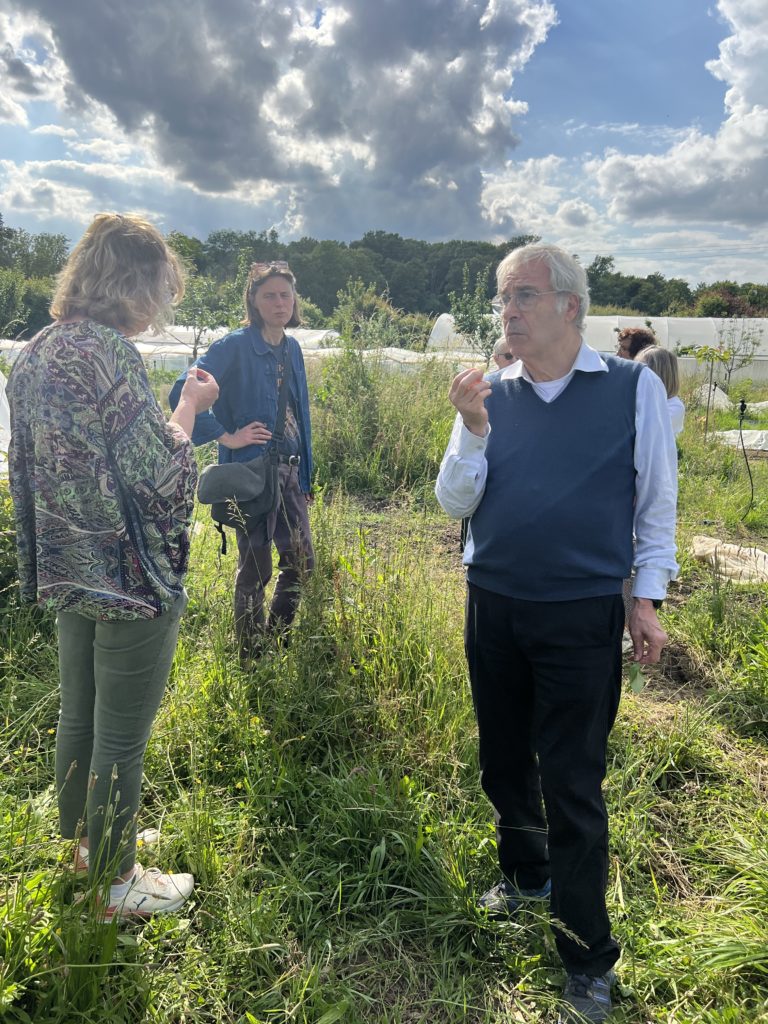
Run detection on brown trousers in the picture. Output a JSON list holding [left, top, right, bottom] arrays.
[[234, 463, 314, 654]]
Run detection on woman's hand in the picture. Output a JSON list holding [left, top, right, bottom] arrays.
[[169, 368, 219, 438], [180, 367, 219, 413], [219, 421, 273, 449]]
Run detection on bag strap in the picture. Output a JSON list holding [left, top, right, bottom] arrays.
[[215, 521, 227, 556], [270, 340, 293, 448]]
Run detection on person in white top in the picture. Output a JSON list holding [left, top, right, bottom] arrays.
[[435, 242, 678, 1024], [635, 345, 685, 436]]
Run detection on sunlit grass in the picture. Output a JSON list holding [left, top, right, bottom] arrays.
[[1, 356, 767, 1022]]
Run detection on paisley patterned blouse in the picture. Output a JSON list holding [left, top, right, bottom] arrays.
[[7, 319, 197, 620]]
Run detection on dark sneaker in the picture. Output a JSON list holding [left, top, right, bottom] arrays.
[[558, 971, 614, 1023], [478, 877, 551, 918]]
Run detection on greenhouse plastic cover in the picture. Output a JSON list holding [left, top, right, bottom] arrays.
[[428, 314, 768, 356]]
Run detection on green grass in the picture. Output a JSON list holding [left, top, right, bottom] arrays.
[[1, 355, 768, 1022]]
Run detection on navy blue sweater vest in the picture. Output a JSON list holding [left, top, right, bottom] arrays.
[[466, 356, 642, 601]]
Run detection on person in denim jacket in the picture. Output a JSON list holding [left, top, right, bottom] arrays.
[[170, 262, 314, 661]]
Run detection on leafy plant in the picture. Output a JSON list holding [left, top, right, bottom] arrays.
[[448, 263, 500, 364], [714, 317, 763, 392], [175, 272, 237, 358], [0, 481, 18, 609]]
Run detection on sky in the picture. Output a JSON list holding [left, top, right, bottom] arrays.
[[0, 0, 766, 285]]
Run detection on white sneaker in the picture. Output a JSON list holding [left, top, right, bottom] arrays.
[[103, 862, 194, 922]]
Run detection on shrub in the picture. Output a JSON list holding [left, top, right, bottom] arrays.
[[310, 342, 456, 497], [0, 478, 18, 602], [0, 267, 26, 336], [20, 277, 54, 338]]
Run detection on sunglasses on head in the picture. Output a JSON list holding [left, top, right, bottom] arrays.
[[250, 260, 290, 277]]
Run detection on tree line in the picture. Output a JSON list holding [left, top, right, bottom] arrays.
[[2, 212, 767, 342]]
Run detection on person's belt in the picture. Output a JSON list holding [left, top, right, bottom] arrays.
[[278, 454, 300, 466]]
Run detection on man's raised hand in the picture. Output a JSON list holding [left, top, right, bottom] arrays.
[[448, 368, 492, 437]]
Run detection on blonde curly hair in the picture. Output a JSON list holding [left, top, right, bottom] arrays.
[[50, 213, 185, 336]]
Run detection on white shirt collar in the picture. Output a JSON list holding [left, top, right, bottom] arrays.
[[500, 341, 608, 382]]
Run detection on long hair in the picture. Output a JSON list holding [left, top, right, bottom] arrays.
[[50, 213, 184, 335], [242, 262, 301, 329], [636, 345, 680, 398], [496, 242, 590, 330]]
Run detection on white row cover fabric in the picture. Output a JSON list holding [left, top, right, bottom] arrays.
[[0, 327, 343, 376], [427, 313, 768, 356], [714, 429, 768, 451], [692, 535, 768, 583]]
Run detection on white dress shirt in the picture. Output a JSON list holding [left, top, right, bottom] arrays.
[[435, 342, 679, 600]]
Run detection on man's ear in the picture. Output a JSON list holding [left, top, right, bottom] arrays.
[[563, 292, 580, 322]]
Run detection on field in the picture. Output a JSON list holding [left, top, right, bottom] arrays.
[[1, 351, 768, 1023]]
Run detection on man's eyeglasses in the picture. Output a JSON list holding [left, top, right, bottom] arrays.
[[491, 289, 565, 314], [499, 352, 516, 361]]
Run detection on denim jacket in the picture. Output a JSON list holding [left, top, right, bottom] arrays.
[[169, 326, 313, 493]]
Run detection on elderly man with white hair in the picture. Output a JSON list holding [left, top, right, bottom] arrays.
[[436, 242, 678, 1023]]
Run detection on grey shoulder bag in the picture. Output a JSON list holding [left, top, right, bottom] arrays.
[[197, 344, 293, 553]]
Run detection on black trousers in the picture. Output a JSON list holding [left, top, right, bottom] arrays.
[[465, 583, 623, 975]]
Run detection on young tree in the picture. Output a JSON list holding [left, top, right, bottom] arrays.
[[296, 296, 327, 329], [167, 231, 204, 272], [0, 268, 27, 336], [448, 264, 500, 364], [175, 274, 235, 359], [714, 317, 763, 392], [20, 277, 55, 337], [27, 233, 69, 277]]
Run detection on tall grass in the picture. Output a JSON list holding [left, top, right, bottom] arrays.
[[1, 354, 767, 1022], [310, 345, 458, 499]]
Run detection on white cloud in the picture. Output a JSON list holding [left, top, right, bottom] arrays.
[[482, 155, 573, 233], [65, 138, 135, 161], [0, 0, 557, 238], [588, 0, 768, 228], [563, 120, 694, 146], [0, 9, 72, 109], [31, 123, 77, 137], [0, 92, 27, 126], [556, 198, 596, 228], [1, 0, 764, 289]]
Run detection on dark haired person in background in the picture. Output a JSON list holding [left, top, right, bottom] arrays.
[[616, 326, 655, 360]]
